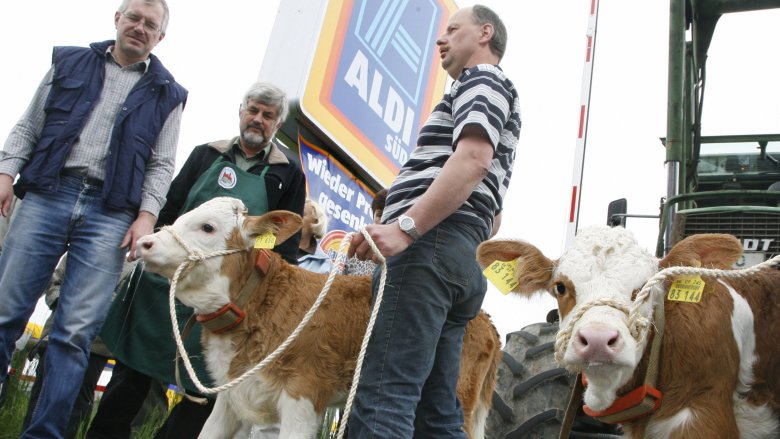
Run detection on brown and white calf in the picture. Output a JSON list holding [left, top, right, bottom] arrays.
[[476, 226, 780, 438], [137, 197, 501, 439]]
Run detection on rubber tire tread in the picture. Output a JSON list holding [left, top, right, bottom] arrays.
[[484, 321, 623, 439]]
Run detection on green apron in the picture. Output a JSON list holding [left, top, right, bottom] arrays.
[[101, 157, 269, 393]]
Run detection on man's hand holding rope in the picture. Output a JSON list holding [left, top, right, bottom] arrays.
[[348, 223, 413, 263]]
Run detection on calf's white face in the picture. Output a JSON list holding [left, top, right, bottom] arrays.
[[554, 227, 658, 410], [138, 197, 247, 277], [136, 197, 301, 313], [477, 226, 659, 411]]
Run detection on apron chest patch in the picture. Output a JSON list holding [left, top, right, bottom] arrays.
[[218, 167, 237, 189]]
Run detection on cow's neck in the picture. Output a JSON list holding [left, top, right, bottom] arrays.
[[197, 250, 270, 335], [200, 251, 335, 374], [235, 257, 327, 359]]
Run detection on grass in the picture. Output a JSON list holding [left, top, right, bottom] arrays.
[[0, 350, 36, 439], [0, 349, 167, 439], [320, 407, 340, 439], [1, 352, 339, 438]]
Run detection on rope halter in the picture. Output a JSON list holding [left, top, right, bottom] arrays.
[[161, 225, 245, 280], [554, 297, 649, 367], [161, 225, 248, 395], [554, 253, 780, 368]]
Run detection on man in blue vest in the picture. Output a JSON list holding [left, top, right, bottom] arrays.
[[0, 1, 187, 437]]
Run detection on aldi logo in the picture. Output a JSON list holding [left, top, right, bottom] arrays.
[[301, 0, 456, 186], [354, 0, 437, 104]]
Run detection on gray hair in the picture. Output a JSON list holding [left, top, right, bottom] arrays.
[[241, 81, 290, 124], [306, 198, 329, 240], [471, 4, 507, 62], [118, 0, 170, 34]]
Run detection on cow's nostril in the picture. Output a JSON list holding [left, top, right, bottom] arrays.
[[142, 241, 153, 250], [574, 326, 623, 362]]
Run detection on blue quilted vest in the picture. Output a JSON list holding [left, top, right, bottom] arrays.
[[17, 40, 187, 211]]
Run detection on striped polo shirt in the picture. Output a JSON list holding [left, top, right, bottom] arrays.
[[381, 64, 521, 233]]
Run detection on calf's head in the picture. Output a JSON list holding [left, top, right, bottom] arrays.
[[478, 226, 658, 410], [477, 226, 744, 411], [136, 197, 301, 311]]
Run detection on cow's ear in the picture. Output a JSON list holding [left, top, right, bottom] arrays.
[[242, 210, 303, 246], [476, 239, 554, 295], [660, 233, 742, 269]]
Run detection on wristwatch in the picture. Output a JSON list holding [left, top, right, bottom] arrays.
[[398, 214, 421, 240]]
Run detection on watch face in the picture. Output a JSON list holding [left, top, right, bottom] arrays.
[[400, 216, 413, 230]]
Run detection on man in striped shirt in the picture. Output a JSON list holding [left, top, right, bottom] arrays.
[[348, 4, 520, 438], [0, 1, 186, 437]]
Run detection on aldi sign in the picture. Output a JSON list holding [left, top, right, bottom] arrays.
[[301, 0, 456, 185]]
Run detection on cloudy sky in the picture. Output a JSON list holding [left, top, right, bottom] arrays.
[[2, 1, 778, 342]]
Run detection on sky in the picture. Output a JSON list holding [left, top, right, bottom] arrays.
[[1, 1, 778, 343]]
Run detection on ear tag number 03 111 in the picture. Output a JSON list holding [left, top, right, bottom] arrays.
[[484, 260, 519, 295], [667, 275, 705, 303], [254, 232, 276, 249]]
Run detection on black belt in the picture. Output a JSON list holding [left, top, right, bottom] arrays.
[[61, 171, 103, 188]]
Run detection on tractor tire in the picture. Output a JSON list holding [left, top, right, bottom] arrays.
[[485, 318, 623, 439]]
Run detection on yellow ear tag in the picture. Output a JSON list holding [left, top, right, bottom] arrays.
[[483, 259, 519, 295], [254, 232, 276, 249], [667, 275, 705, 303]]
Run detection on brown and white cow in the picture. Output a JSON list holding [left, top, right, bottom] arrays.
[[136, 197, 501, 439], [477, 226, 780, 438]]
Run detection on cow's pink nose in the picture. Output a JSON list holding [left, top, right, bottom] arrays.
[[572, 325, 623, 363]]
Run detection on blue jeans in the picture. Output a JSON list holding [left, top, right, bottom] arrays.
[[0, 175, 133, 439], [348, 220, 488, 438]]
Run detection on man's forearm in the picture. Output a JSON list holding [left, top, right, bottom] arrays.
[[139, 104, 183, 216], [0, 68, 53, 177]]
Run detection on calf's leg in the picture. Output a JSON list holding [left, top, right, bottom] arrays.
[[199, 394, 243, 439], [277, 391, 320, 439]]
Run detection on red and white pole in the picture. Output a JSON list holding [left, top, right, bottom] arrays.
[[565, 0, 600, 249]]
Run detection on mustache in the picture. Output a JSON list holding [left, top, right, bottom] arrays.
[[125, 28, 147, 41]]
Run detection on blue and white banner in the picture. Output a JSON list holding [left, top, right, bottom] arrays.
[[298, 134, 375, 235]]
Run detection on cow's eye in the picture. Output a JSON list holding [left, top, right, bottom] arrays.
[[202, 223, 215, 233], [554, 282, 566, 296]]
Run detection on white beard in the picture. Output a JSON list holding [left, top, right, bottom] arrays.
[[241, 131, 266, 149]]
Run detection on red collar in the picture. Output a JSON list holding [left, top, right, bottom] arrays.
[[196, 249, 272, 334], [254, 249, 272, 275], [196, 303, 246, 334], [581, 374, 662, 424]]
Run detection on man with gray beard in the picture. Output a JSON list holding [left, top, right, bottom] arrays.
[[89, 80, 306, 439]]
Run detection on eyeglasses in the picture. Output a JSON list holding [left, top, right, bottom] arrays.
[[122, 12, 161, 34]]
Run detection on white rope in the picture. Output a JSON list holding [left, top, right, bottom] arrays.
[[164, 227, 244, 395], [554, 297, 638, 366], [163, 225, 387, 411], [336, 230, 387, 439], [554, 253, 780, 367]]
